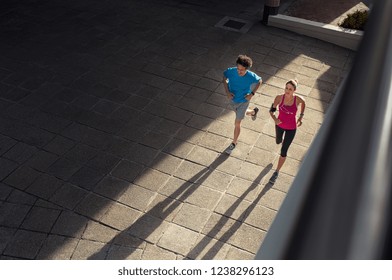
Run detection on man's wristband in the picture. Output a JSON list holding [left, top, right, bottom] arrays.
[[299, 113, 304, 117]]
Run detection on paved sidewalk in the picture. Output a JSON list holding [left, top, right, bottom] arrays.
[[0, 0, 354, 260]]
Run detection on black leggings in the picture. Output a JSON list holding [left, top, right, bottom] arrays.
[[275, 125, 296, 157]]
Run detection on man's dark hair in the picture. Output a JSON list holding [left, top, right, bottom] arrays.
[[236, 54, 253, 68]]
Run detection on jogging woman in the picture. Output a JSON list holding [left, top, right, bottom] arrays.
[[269, 79, 306, 183]]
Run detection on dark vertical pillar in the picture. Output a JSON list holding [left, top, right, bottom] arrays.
[[262, 0, 281, 24]]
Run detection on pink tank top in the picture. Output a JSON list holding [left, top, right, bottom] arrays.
[[278, 95, 297, 130]]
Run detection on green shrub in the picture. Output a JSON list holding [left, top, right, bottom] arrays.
[[339, 10, 368, 30]]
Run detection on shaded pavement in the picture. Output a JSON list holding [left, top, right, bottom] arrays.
[[0, 0, 354, 259]]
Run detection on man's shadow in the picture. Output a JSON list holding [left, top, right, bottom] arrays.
[[186, 163, 273, 259], [89, 152, 232, 259]]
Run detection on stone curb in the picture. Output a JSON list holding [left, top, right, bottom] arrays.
[[268, 14, 363, 50]]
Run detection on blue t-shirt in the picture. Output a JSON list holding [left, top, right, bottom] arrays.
[[223, 67, 261, 103]]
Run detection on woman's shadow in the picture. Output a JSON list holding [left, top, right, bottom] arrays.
[[88, 153, 272, 259], [186, 163, 273, 259]]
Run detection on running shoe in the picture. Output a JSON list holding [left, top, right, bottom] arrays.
[[269, 171, 279, 184], [225, 143, 236, 155], [251, 107, 259, 121]]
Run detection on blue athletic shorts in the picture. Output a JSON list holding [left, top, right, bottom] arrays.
[[230, 100, 249, 120]]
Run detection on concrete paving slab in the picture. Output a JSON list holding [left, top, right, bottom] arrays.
[[74, 192, 113, 220], [3, 230, 46, 259], [72, 239, 108, 260], [107, 245, 144, 260], [230, 223, 266, 254], [187, 234, 231, 260], [82, 221, 120, 243], [37, 235, 79, 260], [173, 203, 211, 232], [51, 211, 89, 238], [20, 206, 61, 233], [100, 203, 141, 231], [158, 223, 199, 256], [142, 244, 177, 260]]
